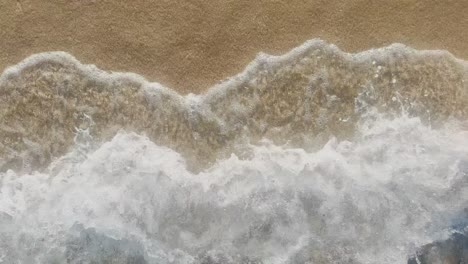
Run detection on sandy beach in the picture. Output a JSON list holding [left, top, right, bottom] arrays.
[[1, 0, 468, 93]]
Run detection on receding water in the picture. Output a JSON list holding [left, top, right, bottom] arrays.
[[0, 39, 467, 263]]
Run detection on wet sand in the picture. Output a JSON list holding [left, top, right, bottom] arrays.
[[1, 0, 468, 93]]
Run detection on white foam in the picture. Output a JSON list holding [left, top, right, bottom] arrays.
[[1, 38, 466, 102], [0, 114, 467, 263]]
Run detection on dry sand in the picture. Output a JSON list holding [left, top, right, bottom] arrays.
[[1, 0, 468, 94]]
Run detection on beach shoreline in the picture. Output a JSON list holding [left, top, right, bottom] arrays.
[[1, 0, 468, 94]]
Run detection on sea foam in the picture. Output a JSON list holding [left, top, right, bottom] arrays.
[[0, 39, 467, 263], [0, 114, 467, 263]]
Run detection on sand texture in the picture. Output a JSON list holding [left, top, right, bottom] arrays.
[[1, 0, 468, 93]]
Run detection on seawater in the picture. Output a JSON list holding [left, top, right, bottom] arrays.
[[0, 39, 467, 263]]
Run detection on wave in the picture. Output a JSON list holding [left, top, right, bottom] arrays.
[[1, 115, 467, 263], [1, 39, 468, 263], [1, 39, 467, 172]]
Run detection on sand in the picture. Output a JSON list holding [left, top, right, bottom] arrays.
[[1, 0, 468, 94]]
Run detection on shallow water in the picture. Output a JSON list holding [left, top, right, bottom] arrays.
[[0, 39, 467, 263]]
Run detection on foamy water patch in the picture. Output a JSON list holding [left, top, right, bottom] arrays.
[[0, 114, 467, 263], [1, 39, 468, 262]]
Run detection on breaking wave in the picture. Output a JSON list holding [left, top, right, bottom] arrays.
[[0, 39, 467, 263]]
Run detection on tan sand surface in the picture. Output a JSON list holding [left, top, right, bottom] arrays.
[[1, 0, 467, 93]]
